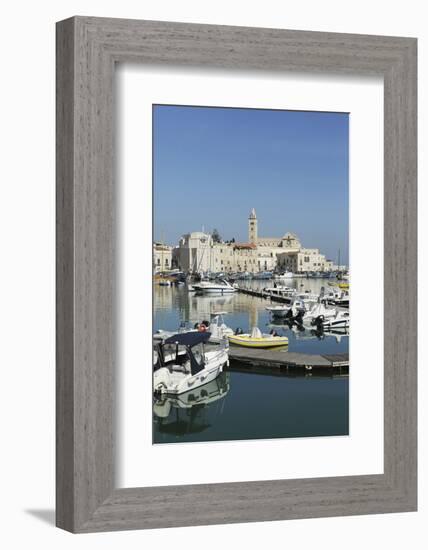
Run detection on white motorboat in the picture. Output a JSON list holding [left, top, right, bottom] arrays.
[[266, 298, 306, 318], [262, 285, 296, 298], [203, 311, 234, 343], [153, 332, 228, 396], [192, 279, 236, 294], [273, 271, 294, 279], [265, 293, 318, 319], [321, 309, 350, 329], [154, 311, 233, 345], [297, 302, 338, 327], [323, 287, 349, 307]]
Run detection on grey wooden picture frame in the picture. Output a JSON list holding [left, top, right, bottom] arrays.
[[56, 16, 417, 533]]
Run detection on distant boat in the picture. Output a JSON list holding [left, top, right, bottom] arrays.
[[253, 271, 273, 280], [274, 271, 294, 279], [228, 326, 288, 348], [192, 279, 236, 294]]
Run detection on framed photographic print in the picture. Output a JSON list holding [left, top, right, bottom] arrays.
[[56, 17, 417, 532]]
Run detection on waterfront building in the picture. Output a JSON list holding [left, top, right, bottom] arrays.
[[277, 248, 333, 273], [177, 232, 214, 273], [153, 242, 173, 272], [175, 208, 336, 274]]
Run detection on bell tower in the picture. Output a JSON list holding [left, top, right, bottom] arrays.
[[248, 208, 258, 244]]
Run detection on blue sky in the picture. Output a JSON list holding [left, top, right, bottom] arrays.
[[153, 105, 349, 264]]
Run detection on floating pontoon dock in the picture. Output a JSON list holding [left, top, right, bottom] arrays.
[[228, 346, 349, 370]]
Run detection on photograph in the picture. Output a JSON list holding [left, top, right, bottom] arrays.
[[152, 104, 349, 444]]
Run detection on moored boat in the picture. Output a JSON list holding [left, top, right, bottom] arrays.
[[228, 327, 288, 348], [192, 278, 236, 294], [153, 332, 229, 396]]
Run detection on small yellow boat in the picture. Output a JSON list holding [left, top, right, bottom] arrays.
[[338, 282, 349, 289], [228, 327, 288, 349]]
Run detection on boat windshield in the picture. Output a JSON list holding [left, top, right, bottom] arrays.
[[191, 343, 204, 365]]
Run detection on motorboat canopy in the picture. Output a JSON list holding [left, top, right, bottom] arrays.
[[165, 331, 211, 347]]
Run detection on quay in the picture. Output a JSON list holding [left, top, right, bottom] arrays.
[[228, 346, 349, 370]]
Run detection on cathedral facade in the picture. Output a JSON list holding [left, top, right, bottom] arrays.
[[176, 208, 333, 274]]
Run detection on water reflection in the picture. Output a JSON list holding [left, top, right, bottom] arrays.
[[152, 367, 349, 443], [153, 280, 349, 444], [154, 281, 349, 356], [153, 372, 230, 438]]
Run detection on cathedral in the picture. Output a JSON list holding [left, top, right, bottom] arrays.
[[176, 208, 333, 274], [247, 207, 301, 251]]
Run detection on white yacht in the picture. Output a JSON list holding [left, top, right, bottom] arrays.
[[192, 279, 236, 294], [153, 332, 228, 396]]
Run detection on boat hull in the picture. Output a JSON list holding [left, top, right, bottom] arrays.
[[228, 334, 288, 348], [153, 349, 228, 395]]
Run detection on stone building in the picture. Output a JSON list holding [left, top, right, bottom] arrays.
[[153, 242, 173, 272], [174, 208, 334, 274], [277, 248, 333, 273]]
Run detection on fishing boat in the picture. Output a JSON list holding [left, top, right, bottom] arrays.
[[192, 278, 236, 294], [228, 327, 288, 348], [153, 332, 228, 396]]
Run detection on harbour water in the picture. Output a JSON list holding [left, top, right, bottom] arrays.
[[153, 278, 349, 444]]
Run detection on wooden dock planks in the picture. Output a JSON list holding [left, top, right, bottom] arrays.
[[228, 346, 349, 369]]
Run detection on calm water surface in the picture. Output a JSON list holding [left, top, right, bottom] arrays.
[[153, 279, 349, 444]]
